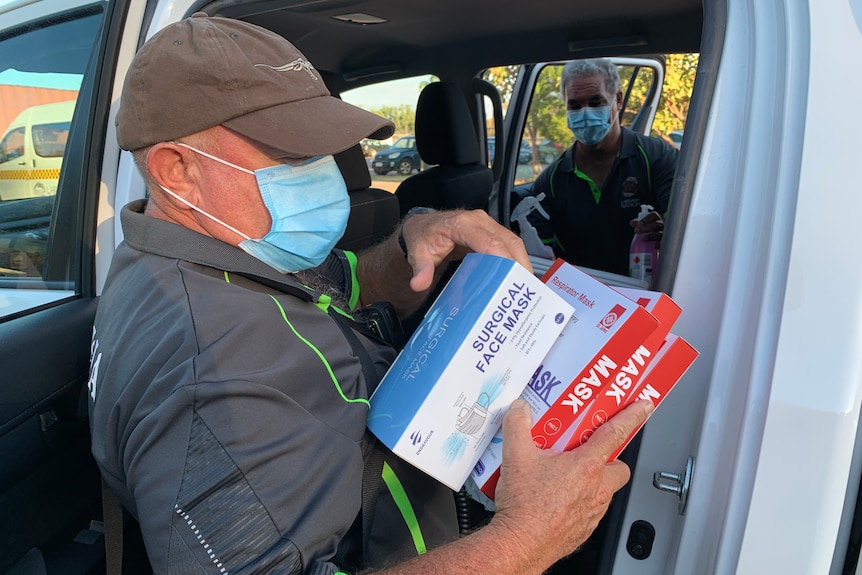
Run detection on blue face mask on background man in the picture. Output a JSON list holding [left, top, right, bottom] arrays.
[[158, 143, 350, 273], [567, 105, 613, 146]]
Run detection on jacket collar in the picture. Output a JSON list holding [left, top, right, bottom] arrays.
[[120, 200, 315, 302]]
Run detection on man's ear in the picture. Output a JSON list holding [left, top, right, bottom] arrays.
[[146, 143, 200, 206]]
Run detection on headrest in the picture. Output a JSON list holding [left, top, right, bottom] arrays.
[[415, 82, 482, 166], [333, 144, 372, 192]]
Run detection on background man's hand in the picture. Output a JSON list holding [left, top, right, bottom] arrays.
[[630, 210, 664, 247]]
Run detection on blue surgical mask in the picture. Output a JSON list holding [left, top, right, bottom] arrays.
[[160, 143, 349, 273], [567, 106, 613, 146]]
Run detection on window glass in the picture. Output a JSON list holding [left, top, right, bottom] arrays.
[[0, 7, 104, 319], [485, 57, 697, 191], [33, 121, 71, 158], [617, 64, 658, 129], [481, 65, 521, 168], [0, 127, 25, 161], [342, 75, 438, 192]]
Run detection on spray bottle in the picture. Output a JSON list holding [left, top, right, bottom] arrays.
[[510, 193, 555, 259], [629, 204, 658, 284]]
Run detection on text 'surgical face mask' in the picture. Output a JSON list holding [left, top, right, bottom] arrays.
[[159, 143, 350, 273], [567, 105, 613, 146]]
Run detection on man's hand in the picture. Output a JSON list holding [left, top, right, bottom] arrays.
[[629, 210, 664, 248], [357, 209, 531, 317], [489, 399, 654, 569], [401, 209, 531, 292]]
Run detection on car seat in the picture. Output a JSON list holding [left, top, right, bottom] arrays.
[[394, 82, 494, 336], [334, 144, 400, 252], [394, 82, 492, 216]]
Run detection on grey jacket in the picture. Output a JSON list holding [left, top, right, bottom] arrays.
[[89, 201, 457, 574]]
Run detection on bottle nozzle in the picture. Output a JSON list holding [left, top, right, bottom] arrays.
[[638, 204, 654, 221]]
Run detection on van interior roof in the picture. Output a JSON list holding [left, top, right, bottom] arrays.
[[204, 0, 703, 94]]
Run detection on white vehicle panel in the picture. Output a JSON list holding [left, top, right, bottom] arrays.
[[614, 0, 862, 573], [736, 0, 862, 572]]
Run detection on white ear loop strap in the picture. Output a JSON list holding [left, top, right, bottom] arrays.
[[157, 185, 253, 241], [173, 141, 255, 174], [148, 142, 255, 241]]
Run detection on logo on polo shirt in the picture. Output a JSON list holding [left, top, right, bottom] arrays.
[[621, 176, 639, 197]]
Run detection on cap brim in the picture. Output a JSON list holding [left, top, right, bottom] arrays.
[[222, 94, 395, 157]]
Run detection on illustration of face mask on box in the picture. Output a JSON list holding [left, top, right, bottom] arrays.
[[456, 392, 491, 436]]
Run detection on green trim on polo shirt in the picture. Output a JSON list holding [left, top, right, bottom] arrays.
[[382, 461, 427, 555], [344, 250, 361, 311]]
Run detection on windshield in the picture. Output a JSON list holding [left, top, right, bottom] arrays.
[[33, 122, 71, 158]]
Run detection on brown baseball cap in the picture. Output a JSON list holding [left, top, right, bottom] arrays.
[[115, 13, 394, 155]]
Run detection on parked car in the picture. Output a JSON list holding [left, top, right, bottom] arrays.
[[517, 141, 532, 164], [489, 136, 532, 164], [2, 1, 862, 574], [360, 137, 388, 157], [536, 138, 566, 164], [371, 135, 421, 175], [669, 129, 684, 148]]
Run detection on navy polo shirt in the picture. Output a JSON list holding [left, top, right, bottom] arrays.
[[528, 127, 678, 276]]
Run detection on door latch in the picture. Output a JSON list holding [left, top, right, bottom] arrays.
[[653, 456, 694, 515]]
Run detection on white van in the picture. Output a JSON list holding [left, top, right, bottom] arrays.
[[0, 100, 75, 201]]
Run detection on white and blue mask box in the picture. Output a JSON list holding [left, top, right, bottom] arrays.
[[367, 253, 574, 491]]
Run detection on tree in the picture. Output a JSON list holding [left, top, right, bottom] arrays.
[[650, 53, 699, 143], [622, 54, 699, 145], [369, 104, 416, 136], [484, 65, 568, 175], [526, 66, 569, 173]]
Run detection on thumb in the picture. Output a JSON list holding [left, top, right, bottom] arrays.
[[501, 399, 536, 462], [408, 254, 436, 292]]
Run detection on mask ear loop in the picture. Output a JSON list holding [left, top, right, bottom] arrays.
[[157, 184, 253, 241], [172, 141, 255, 175], [146, 145, 254, 241]]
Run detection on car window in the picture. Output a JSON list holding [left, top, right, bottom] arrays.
[[0, 127, 25, 161], [0, 5, 106, 320], [33, 121, 71, 158], [342, 75, 437, 192], [486, 56, 696, 190]]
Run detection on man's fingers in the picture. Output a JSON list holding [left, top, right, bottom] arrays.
[[500, 399, 535, 461], [581, 400, 654, 460], [403, 210, 532, 292], [603, 459, 633, 488]]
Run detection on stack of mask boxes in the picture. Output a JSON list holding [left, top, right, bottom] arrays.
[[470, 258, 699, 500], [367, 253, 574, 491]]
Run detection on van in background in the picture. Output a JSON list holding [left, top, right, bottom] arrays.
[[0, 100, 75, 201]]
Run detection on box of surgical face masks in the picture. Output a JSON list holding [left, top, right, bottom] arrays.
[[367, 253, 574, 491], [470, 259, 665, 499]]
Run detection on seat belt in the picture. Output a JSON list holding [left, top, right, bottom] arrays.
[[102, 478, 124, 575]]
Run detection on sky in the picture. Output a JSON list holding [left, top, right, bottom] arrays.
[[0, 69, 82, 90], [0, 65, 429, 109], [341, 75, 435, 110]]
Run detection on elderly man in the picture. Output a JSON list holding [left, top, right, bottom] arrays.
[[88, 14, 652, 574], [529, 58, 679, 278]]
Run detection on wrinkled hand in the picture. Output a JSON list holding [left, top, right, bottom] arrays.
[[401, 209, 531, 292], [630, 210, 664, 247], [490, 399, 654, 568]]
